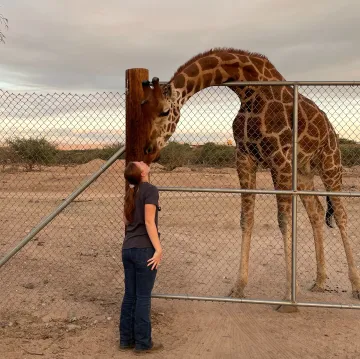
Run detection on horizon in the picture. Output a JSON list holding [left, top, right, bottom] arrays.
[[1, 85, 359, 149]]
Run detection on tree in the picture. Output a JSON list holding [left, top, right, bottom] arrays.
[[6, 137, 58, 171], [0, 10, 8, 43]]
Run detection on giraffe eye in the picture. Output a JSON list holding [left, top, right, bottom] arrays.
[[159, 109, 170, 117]]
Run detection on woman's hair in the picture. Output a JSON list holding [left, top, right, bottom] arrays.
[[124, 162, 142, 223]]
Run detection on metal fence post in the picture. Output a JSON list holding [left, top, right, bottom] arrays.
[[291, 84, 299, 303]]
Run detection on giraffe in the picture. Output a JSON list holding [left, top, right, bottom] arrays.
[[139, 48, 360, 310]]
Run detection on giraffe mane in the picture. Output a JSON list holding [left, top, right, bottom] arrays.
[[170, 47, 269, 82]]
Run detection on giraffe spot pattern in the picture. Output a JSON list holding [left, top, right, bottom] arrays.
[[194, 80, 202, 93], [271, 151, 286, 168], [242, 65, 259, 81], [260, 136, 279, 157], [217, 53, 237, 61], [245, 88, 255, 98], [281, 162, 292, 174], [186, 79, 195, 93], [279, 129, 292, 146], [233, 114, 246, 138], [252, 95, 266, 114], [300, 100, 319, 121], [221, 63, 241, 81], [308, 123, 320, 138], [203, 72, 214, 87], [265, 102, 287, 133], [184, 63, 200, 77], [264, 68, 272, 78], [281, 87, 293, 103], [299, 135, 319, 153], [247, 117, 262, 140], [198, 56, 219, 71], [251, 57, 265, 74], [243, 99, 252, 112], [215, 69, 223, 84], [271, 87, 282, 101], [173, 74, 185, 89], [237, 55, 250, 63]]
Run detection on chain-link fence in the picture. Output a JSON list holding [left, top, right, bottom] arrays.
[[0, 90, 127, 327], [149, 83, 360, 309], [0, 83, 360, 332]]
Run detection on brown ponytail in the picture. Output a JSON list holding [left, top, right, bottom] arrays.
[[124, 162, 142, 223]]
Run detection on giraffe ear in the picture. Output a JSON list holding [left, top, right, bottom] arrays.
[[141, 80, 152, 104]]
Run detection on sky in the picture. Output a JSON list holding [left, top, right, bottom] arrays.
[[0, 1, 360, 146], [1, 0, 360, 92]]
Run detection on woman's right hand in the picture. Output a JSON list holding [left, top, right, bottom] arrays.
[[147, 249, 163, 270]]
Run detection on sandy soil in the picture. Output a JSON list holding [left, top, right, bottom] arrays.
[[1, 160, 360, 358]]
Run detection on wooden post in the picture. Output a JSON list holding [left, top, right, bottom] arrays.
[[124, 69, 149, 232], [125, 68, 149, 166]]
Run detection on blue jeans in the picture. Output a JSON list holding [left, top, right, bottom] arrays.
[[119, 247, 157, 350]]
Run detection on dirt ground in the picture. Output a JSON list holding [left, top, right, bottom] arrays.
[[1, 159, 360, 358]]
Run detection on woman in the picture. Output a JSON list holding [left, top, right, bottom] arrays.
[[119, 160, 163, 355]]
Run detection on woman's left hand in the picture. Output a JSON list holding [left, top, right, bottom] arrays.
[[147, 250, 163, 270]]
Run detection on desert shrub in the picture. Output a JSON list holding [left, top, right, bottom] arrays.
[[340, 144, 360, 167], [6, 137, 57, 171], [55, 149, 103, 165], [193, 142, 235, 167], [0, 146, 21, 170], [98, 143, 125, 160], [158, 142, 195, 170], [55, 143, 125, 166]]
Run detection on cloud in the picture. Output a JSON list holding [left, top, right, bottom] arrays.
[[0, 0, 359, 92]]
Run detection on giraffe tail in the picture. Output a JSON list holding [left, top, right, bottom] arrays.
[[325, 196, 335, 228]]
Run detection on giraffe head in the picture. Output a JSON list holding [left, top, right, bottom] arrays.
[[141, 77, 177, 164]]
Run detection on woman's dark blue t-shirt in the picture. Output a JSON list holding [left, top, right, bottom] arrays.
[[123, 182, 159, 249]]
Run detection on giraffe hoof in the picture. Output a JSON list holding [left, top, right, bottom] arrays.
[[275, 305, 299, 313], [310, 283, 325, 293], [352, 290, 360, 300]]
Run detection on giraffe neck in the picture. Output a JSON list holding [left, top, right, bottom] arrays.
[[169, 49, 285, 109]]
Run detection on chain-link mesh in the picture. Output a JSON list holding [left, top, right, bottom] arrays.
[[0, 90, 127, 327], [1, 84, 360, 334], [150, 85, 360, 306]]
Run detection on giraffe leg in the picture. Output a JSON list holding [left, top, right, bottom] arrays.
[[323, 191, 360, 298], [327, 195, 360, 298], [270, 168, 299, 313], [297, 172, 327, 292], [320, 164, 360, 299], [229, 151, 257, 298]]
